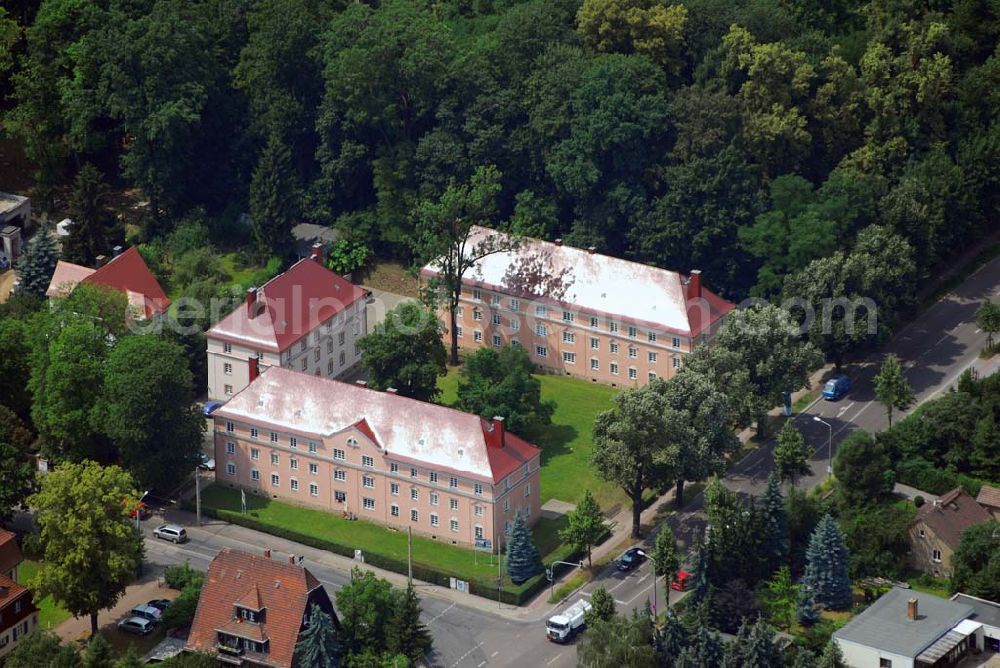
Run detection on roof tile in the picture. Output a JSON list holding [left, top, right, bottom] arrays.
[[915, 487, 992, 550]]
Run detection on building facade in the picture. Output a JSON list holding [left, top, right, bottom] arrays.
[[213, 367, 541, 549], [206, 247, 369, 401], [909, 488, 992, 578], [420, 227, 735, 387], [0, 531, 37, 661]]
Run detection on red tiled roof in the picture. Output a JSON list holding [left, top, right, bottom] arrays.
[[0, 530, 22, 578], [0, 574, 32, 615], [83, 246, 169, 318], [976, 484, 1000, 510], [916, 487, 992, 550], [207, 257, 367, 353], [186, 549, 327, 668]]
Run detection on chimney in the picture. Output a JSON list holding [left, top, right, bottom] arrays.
[[112, 245, 123, 258], [288, 554, 296, 565], [355, 380, 367, 388], [95, 254, 107, 268], [386, 387, 398, 394], [587, 246, 596, 254], [249, 356, 259, 383], [687, 270, 702, 300], [491, 416, 505, 446], [554, 239, 563, 246], [311, 242, 323, 263], [263, 548, 271, 559], [246, 288, 258, 318], [907, 597, 918, 620]]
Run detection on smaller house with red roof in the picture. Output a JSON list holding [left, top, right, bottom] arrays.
[[185, 548, 338, 667], [213, 366, 542, 548], [0, 530, 38, 661], [45, 245, 169, 320], [909, 488, 993, 578], [205, 246, 369, 401]]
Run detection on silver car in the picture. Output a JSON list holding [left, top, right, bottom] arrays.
[[152, 524, 188, 543], [117, 616, 154, 635]]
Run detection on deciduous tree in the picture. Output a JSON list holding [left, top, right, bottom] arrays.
[[28, 460, 144, 636], [976, 300, 1000, 349], [335, 568, 397, 658], [950, 520, 1000, 601], [577, 610, 656, 667], [457, 345, 554, 434], [650, 525, 679, 581], [559, 489, 608, 568], [0, 318, 32, 421], [774, 422, 812, 485], [358, 302, 447, 402], [873, 354, 914, 428], [833, 431, 894, 506], [585, 586, 616, 625], [0, 439, 35, 524]]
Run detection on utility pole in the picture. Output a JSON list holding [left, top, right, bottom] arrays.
[[195, 467, 201, 526], [497, 546, 502, 609], [407, 526, 413, 585]]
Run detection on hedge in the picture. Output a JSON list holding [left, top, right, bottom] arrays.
[[183, 501, 582, 606], [895, 457, 985, 497]]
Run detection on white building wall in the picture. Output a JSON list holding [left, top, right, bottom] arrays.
[[836, 638, 913, 668]]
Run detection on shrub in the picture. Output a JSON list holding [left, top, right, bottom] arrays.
[[914, 495, 925, 507], [162, 576, 203, 629], [164, 562, 201, 590], [325, 239, 371, 275]]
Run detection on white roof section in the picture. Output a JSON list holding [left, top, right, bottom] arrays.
[[0, 192, 28, 216], [216, 366, 497, 480], [422, 226, 713, 334]]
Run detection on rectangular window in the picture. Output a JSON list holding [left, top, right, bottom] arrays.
[[309, 463, 318, 475], [390, 462, 399, 474], [224, 362, 232, 375], [510, 318, 520, 332], [290, 479, 299, 491], [628, 347, 637, 359], [492, 313, 502, 325], [932, 549, 942, 563], [491, 293, 501, 305], [362, 455, 374, 468], [510, 298, 520, 311], [456, 306, 464, 317], [590, 337, 599, 349], [492, 334, 502, 347], [310, 483, 319, 497], [226, 421, 234, 433], [308, 441, 317, 453], [450, 477, 458, 488], [511, 339, 521, 347], [648, 352, 657, 363], [472, 288, 482, 301], [335, 491, 347, 503], [363, 475, 374, 489], [223, 342, 232, 354], [609, 321, 619, 333], [563, 352, 576, 364], [339, 351, 346, 367], [474, 330, 483, 343], [300, 340, 307, 352], [270, 431, 278, 443], [450, 498, 458, 510], [535, 305, 546, 316], [672, 357, 681, 369], [313, 348, 320, 362], [327, 340, 333, 354], [391, 504, 399, 517], [672, 337, 681, 349], [473, 309, 483, 321], [475, 505, 484, 517], [363, 497, 375, 511], [391, 483, 399, 496], [301, 359, 308, 371], [334, 449, 345, 460], [224, 384, 233, 395], [562, 331, 575, 344], [562, 310, 573, 322], [648, 332, 657, 343], [649, 371, 657, 381], [335, 469, 346, 482], [590, 358, 599, 370], [475, 525, 484, 539], [610, 342, 619, 354], [411, 509, 419, 522], [290, 458, 298, 470], [411, 489, 419, 501], [525, 483, 531, 497], [429, 471, 438, 483], [250, 427, 258, 439], [226, 442, 235, 455], [251, 469, 260, 481], [629, 367, 638, 380], [338, 331, 346, 346], [250, 448, 259, 460], [503, 499, 510, 512], [628, 326, 637, 338], [474, 483, 484, 496], [535, 324, 547, 337], [450, 519, 459, 532], [610, 362, 619, 375], [880, 660, 893, 668], [271, 474, 280, 487], [226, 462, 236, 475], [536, 346, 547, 358], [410, 467, 418, 478], [590, 316, 599, 328], [430, 513, 439, 527], [326, 360, 334, 375], [271, 453, 279, 465], [456, 326, 463, 338]]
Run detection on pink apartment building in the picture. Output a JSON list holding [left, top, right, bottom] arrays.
[[420, 226, 736, 386], [206, 245, 369, 401], [213, 366, 541, 550]]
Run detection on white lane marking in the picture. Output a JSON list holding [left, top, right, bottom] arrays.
[[607, 578, 631, 593], [636, 573, 650, 584], [615, 599, 628, 605], [491, 651, 499, 658], [546, 653, 563, 665], [478, 662, 486, 667], [427, 602, 455, 624], [451, 643, 483, 667], [836, 402, 854, 418]]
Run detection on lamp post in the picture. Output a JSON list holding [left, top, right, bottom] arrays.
[[635, 550, 658, 617], [545, 560, 586, 602], [813, 416, 833, 478], [135, 490, 150, 532]]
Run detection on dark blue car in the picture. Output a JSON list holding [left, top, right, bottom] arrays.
[[822, 375, 851, 401]]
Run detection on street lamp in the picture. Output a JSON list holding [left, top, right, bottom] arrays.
[[813, 417, 833, 478], [635, 550, 659, 617], [135, 490, 150, 532], [545, 560, 585, 602]]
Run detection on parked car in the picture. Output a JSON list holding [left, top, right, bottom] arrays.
[[202, 401, 224, 417], [147, 599, 171, 614], [617, 547, 646, 572], [152, 524, 188, 543], [130, 604, 162, 623], [198, 453, 215, 471], [670, 570, 691, 591], [822, 374, 851, 400], [117, 617, 155, 635]]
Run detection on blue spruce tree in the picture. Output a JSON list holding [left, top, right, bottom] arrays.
[[760, 471, 789, 573], [293, 603, 339, 667], [16, 228, 57, 296], [505, 511, 541, 583], [802, 514, 853, 611], [796, 588, 820, 626]]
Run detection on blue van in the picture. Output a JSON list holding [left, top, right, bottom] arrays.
[[822, 375, 851, 401]]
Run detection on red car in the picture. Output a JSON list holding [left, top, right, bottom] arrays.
[[670, 570, 690, 591]]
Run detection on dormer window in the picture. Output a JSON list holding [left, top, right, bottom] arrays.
[[236, 605, 262, 623]]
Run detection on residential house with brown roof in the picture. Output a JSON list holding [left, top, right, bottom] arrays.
[[420, 226, 735, 387], [205, 246, 369, 401], [975, 484, 1000, 521], [185, 548, 338, 667], [909, 488, 992, 577], [45, 245, 169, 320], [214, 366, 541, 549], [0, 530, 38, 661]]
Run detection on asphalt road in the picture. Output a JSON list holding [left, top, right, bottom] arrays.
[[163, 252, 1000, 667]]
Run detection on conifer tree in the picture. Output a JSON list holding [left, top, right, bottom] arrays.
[[64, 164, 113, 266], [801, 514, 853, 611], [687, 532, 710, 604], [16, 228, 58, 296], [505, 511, 542, 583], [294, 603, 340, 667], [796, 588, 820, 626], [386, 584, 433, 664], [817, 640, 847, 668], [656, 610, 688, 660], [250, 133, 298, 260], [82, 634, 114, 668], [760, 471, 789, 573], [722, 617, 782, 668], [675, 624, 725, 667]]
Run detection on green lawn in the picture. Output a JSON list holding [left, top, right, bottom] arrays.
[[18, 561, 71, 629], [200, 485, 572, 591], [438, 368, 623, 511]]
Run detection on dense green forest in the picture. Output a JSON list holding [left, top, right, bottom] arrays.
[[0, 0, 997, 332]]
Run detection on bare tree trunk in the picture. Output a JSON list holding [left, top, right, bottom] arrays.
[[90, 611, 99, 636], [631, 497, 642, 538], [449, 296, 460, 366], [675, 479, 685, 508]]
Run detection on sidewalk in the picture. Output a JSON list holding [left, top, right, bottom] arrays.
[[53, 571, 179, 642]]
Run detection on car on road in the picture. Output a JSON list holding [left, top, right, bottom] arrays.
[[117, 617, 155, 635], [822, 374, 851, 401], [617, 547, 646, 572], [198, 453, 215, 471], [152, 524, 188, 543], [670, 570, 690, 591], [202, 401, 224, 417], [130, 604, 163, 623], [147, 599, 171, 614]]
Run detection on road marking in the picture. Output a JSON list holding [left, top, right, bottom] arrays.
[[607, 578, 630, 594], [491, 651, 499, 658], [836, 402, 854, 418], [427, 602, 455, 624], [451, 643, 483, 667], [546, 653, 563, 665], [636, 573, 650, 584], [478, 662, 486, 667]]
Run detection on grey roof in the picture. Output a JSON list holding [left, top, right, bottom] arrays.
[[0, 192, 28, 216], [952, 593, 1000, 629], [834, 588, 973, 658]]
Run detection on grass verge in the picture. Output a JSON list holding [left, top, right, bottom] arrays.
[[18, 561, 71, 629]]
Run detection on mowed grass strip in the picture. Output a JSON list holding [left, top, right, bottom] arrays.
[[18, 560, 72, 629], [439, 369, 622, 510]]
